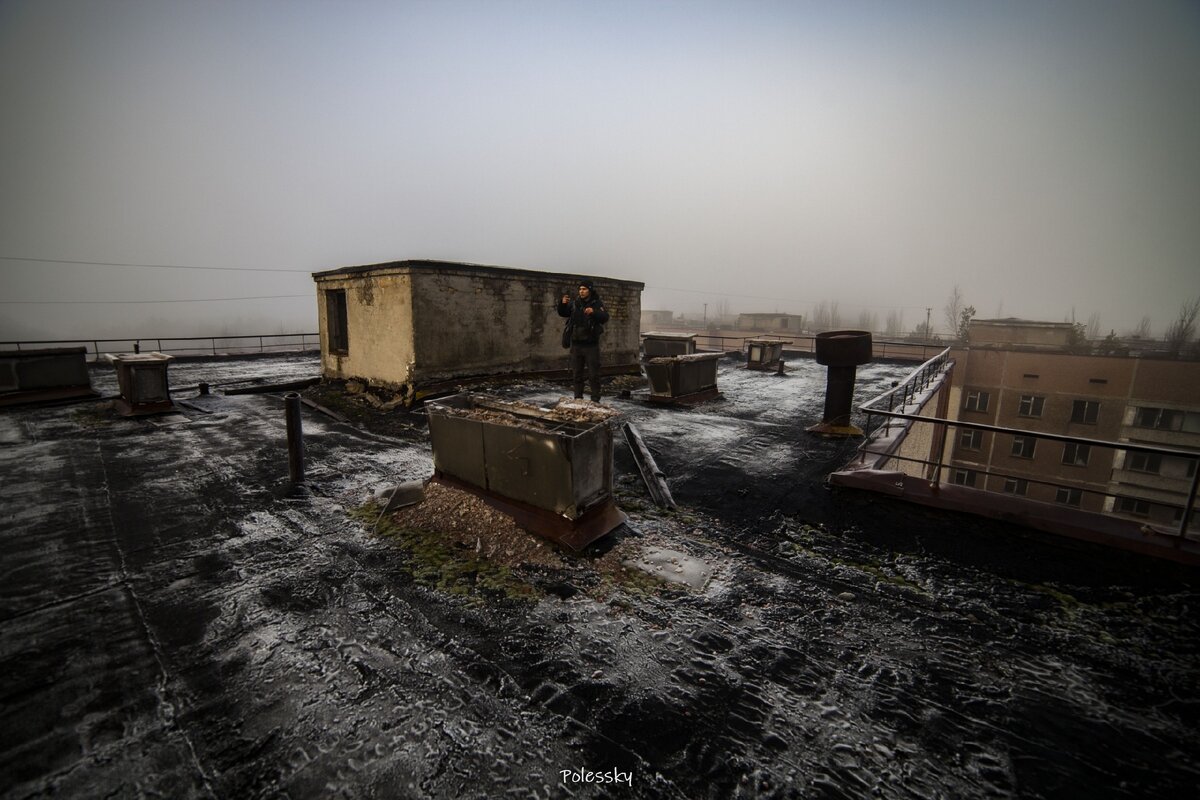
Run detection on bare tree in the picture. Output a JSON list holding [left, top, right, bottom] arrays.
[[1132, 316, 1151, 339], [811, 301, 831, 332], [885, 310, 904, 337], [715, 297, 730, 322], [1165, 296, 1200, 357], [856, 310, 878, 332], [829, 302, 841, 330], [1086, 313, 1101, 341], [944, 285, 965, 336]]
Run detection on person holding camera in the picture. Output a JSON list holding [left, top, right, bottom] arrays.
[[557, 279, 609, 402]]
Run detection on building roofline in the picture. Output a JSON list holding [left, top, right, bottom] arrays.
[[971, 318, 1076, 329], [312, 259, 645, 289]]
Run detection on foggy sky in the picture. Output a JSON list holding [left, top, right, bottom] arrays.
[[2, 0, 1198, 341]]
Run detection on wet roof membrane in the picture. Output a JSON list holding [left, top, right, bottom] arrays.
[[1, 353, 1197, 798]]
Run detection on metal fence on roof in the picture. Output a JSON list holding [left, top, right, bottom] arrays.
[[0, 333, 320, 361], [855, 348, 1200, 541]]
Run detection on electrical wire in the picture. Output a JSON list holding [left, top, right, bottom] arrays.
[[0, 294, 312, 304], [1, 255, 312, 273]]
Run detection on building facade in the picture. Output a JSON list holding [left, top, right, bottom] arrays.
[[944, 321, 1200, 530], [734, 313, 804, 332], [312, 260, 644, 400]]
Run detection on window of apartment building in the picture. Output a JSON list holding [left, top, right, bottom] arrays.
[[1003, 478, 1029, 496], [1061, 442, 1091, 467], [964, 390, 990, 413], [1133, 407, 1182, 430], [959, 429, 983, 450], [952, 469, 977, 487], [1017, 395, 1045, 418], [1127, 452, 1163, 474], [1010, 436, 1036, 459], [1133, 407, 1200, 434], [326, 290, 349, 354], [1071, 399, 1099, 424], [1115, 497, 1151, 517], [1055, 487, 1082, 507], [1172, 507, 1200, 528]]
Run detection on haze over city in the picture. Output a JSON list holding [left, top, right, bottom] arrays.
[[2, 0, 1198, 341]]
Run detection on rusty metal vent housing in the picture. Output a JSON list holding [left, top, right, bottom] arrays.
[[745, 339, 784, 370], [426, 393, 615, 520], [641, 332, 697, 358], [641, 352, 722, 404], [107, 352, 175, 416]]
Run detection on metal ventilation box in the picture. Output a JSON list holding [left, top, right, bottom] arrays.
[[107, 352, 175, 416], [642, 352, 722, 403], [0, 347, 97, 407], [641, 332, 697, 357], [745, 339, 784, 370], [426, 394, 615, 521]]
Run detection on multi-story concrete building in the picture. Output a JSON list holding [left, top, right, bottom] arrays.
[[944, 320, 1200, 531]]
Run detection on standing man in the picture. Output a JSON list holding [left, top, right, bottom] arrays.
[[557, 279, 610, 402]]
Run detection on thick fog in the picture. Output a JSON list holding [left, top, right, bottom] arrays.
[[2, 0, 1198, 341]]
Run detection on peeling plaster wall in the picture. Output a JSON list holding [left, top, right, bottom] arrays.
[[314, 263, 642, 390], [409, 267, 641, 385], [315, 271, 415, 389]]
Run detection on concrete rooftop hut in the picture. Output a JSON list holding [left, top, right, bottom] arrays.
[[312, 260, 644, 401]]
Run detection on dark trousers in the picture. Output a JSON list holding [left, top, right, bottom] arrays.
[[570, 343, 602, 401]]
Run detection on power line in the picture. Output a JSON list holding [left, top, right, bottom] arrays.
[[0, 294, 312, 305], [1, 255, 312, 273]]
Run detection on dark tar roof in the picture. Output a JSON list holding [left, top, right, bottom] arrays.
[[3, 354, 1197, 798]]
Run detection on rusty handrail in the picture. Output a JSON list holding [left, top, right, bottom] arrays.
[[0, 332, 319, 362]]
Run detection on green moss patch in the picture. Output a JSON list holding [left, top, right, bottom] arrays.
[[351, 503, 541, 604]]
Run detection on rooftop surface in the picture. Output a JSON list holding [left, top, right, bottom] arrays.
[[2, 354, 1197, 799]]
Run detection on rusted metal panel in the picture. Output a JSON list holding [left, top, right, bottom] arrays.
[[427, 396, 488, 489]]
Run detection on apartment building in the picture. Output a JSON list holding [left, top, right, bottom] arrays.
[[944, 320, 1200, 530]]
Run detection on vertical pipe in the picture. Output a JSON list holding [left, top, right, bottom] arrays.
[[134, 341, 141, 354], [1177, 461, 1200, 543], [285, 392, 305, 484], [931, 421, 947, 489]]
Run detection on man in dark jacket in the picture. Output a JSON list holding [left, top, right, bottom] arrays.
[[557, 279, 610, 402]]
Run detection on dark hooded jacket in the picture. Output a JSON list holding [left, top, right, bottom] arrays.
[[557, 288, 609, 348]]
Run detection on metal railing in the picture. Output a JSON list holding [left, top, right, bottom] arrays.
[[673, 331, 946, 362], [855, 352, 1200, 541], [1, 333, 320, 362]]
